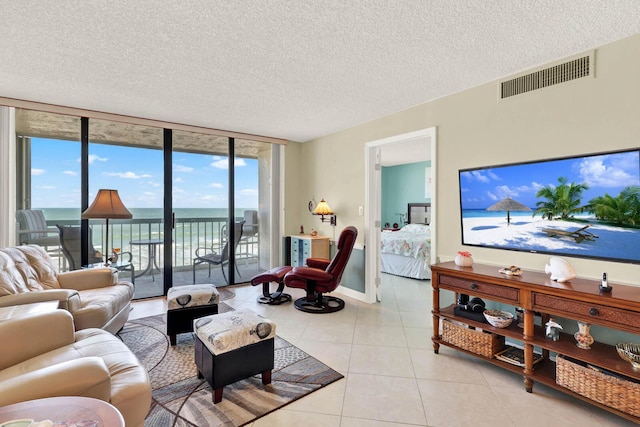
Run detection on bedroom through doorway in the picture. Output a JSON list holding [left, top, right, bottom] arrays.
[[364, 127, 437, 304]]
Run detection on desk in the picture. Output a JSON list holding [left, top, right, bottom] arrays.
[[130, 238, 163, 280], [0, 396, 124, 426], [0, 301, 59, 322]]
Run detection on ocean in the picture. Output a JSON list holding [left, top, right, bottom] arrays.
[[41, 207, 250, 221], [41, 207, 256, 266]]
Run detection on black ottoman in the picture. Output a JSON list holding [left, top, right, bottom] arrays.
[[194, 309, 275, 403]]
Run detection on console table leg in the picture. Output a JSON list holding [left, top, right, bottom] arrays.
[[524, 376, 534, 393]]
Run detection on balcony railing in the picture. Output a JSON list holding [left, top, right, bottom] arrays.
[[50, 216, 258, 273]]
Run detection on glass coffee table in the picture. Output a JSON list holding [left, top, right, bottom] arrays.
[[0, 396, 124, 426]]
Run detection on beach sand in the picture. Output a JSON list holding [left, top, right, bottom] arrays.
[[462, 216, 640, 260]]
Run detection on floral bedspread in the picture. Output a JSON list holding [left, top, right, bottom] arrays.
[[380, 224, 431, 265]]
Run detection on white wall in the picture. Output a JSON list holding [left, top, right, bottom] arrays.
[[286, 34, 640, 285]]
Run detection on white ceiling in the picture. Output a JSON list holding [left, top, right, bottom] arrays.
[[1, 1, 639, 143]]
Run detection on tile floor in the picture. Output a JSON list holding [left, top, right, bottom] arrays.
[[130, 274, 636, 426]]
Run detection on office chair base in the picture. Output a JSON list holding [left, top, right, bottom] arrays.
[[293, 295, 345, 313]]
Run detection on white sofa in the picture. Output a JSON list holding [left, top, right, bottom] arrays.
[[0, 309, 151, 427], [0, 245, 133, 334]]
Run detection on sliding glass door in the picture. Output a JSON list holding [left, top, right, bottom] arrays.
[[88, 119, 164, 298], [172, 132, 271, 288], [15, 108, 278, 298]]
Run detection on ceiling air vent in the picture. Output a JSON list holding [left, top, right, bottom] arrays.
[[500, 53, 593, 99]]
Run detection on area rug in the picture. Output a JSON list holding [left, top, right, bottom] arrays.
[[119, 304, 343, 426]]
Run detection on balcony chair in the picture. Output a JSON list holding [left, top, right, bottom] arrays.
[[284, 226, 358, 313], [57, 225, 135, 284], [242, 209, 259, 238], [15, 209, 60, 253], [193, 221, 245, 285], [237, 210, 259, 263]]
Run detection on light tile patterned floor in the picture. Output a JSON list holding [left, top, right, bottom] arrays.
[[130, 274, 636, 426]]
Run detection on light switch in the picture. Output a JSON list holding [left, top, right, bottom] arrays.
[[358, 206, 364, 216]]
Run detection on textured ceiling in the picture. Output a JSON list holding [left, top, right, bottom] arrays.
[[1, 1, 639, 142]]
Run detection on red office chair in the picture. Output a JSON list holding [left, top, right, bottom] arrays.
[[284, 226, 358, 313]]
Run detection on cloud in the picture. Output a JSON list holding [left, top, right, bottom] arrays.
[[175, 177, 184, 183], [462, 170, 494, 183], [210, 157, 247, 169], [578, 156, 638, 188], [174, 164, 194, 173], [208, 182, 224, 188], [87, 154, 108, 164], [63, 170, 78, 176], [494, 185, 519, 198], [239, 188, 258, 196], [31, 169, 45, 176], [106, 172, 153, 179]]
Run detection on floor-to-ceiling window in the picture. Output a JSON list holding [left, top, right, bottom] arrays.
[[14, 108, 276, 298], [89, 118, 164, 298], [15, 110, 81, 270], [172, 131, 271, 288]]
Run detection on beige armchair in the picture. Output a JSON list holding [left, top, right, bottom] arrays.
[[0, 310, 151, 427], [0, 245, 133, 334]]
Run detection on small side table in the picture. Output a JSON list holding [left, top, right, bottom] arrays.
[[130, 238, 163, 280], [0, 301, 59, 322], [0, 396, 124, 427]]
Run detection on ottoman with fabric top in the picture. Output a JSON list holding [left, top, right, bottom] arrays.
[[166, 283, 219, 345], [194, 308, 275, 403]]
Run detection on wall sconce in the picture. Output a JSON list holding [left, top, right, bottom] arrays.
[[313, 198, 336, 226], [82, 189, 132, 266]]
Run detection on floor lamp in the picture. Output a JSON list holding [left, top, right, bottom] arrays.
[[82, 189, 132, 266]]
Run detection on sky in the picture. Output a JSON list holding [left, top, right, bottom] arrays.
[[29, 138, 259, 209], [459, 150, 640, 210]]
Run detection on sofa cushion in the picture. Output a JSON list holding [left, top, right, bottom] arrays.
[[72, 285, 133, 331], [0, 322, 151, 427], [0, 245, 59, 295], [0, 245, 133, 334]]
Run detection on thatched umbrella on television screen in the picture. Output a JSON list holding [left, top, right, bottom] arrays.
[[486, 197, 531, 225]]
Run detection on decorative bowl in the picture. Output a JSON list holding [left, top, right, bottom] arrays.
[[616, 342, 640, 369], [483, 310, 514, 328]]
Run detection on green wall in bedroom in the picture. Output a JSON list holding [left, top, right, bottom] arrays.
[[381, 161, 431, 227]]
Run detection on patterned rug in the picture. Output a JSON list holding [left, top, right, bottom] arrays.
[[119, 304, 343, 426]]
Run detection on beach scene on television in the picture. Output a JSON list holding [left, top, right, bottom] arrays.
[[459, 149, 640, 263]]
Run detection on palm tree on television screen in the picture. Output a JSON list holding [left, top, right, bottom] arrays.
[[534, 177, 589, 220]]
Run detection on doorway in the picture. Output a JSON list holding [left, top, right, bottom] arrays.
[[364, 127, 437, 303]]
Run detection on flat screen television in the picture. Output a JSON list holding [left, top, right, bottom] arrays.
[[459, 148, 640, 264]]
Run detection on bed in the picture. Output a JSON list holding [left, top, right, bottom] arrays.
[[380, 203, 432, 280]]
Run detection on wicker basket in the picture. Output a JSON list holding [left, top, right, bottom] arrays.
[[441, 319, 505, 358], [556, 355, 640, 417]]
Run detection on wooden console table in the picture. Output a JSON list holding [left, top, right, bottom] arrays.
[[431, 261, 640, 423]]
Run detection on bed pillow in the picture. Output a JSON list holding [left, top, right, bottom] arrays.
[[401, 223, 430, 234]]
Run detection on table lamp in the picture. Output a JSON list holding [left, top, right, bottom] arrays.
[[82, 189, 132, 266]]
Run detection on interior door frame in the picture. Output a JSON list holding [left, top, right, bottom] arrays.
[[364, 127, 437, 303]]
